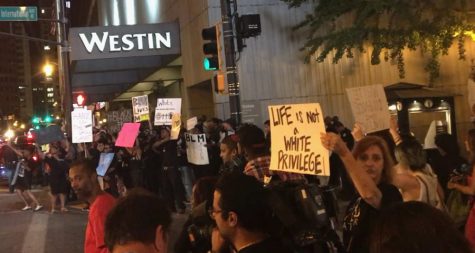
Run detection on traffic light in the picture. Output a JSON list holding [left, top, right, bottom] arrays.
[[74, 93, 86, 106], [44, 115, 53, 123], [213, 73, 226, 94], [32, 117, 41, 124], [202, 24, 223, 71]]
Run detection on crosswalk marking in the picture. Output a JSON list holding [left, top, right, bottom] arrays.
[[21, 212, 49, 253]]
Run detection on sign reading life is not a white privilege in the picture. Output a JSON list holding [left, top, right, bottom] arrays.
[[132, 95, 150, 122], [267, 103, 329, 176], [154, 98, 182, 125], [185, 133, 209, 165], [71, 109, 93, 143], [346, 84, 390, 133]]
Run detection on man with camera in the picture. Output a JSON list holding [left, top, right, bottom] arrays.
[[210, 173, 292, 253]]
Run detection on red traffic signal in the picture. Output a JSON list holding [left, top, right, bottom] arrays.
[[74, 93, 86, 106]]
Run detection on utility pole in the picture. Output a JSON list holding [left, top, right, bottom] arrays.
[[55, 0, 72, 137], [220, 0, 242, 125]]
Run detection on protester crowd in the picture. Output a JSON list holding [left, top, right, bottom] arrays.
[[3, 114, 475, 253]]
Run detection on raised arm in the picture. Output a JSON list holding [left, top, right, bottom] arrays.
[[389, 116, 402, 145], [321, 132, 383, 208]]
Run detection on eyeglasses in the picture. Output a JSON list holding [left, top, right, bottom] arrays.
[[208, 208, 223, 219]]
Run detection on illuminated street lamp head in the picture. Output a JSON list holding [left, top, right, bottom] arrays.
[[43, 63, 54, 77], [4, 129, 14, 140]]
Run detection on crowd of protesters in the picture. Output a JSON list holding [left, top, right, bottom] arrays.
[[3, 113, 475, 253]]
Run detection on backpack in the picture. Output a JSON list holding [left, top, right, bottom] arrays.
[[266, 180, 345, 253]]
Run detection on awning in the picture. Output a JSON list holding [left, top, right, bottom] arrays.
[[384, 82, 457, 101], [69, 22, 181, 102]]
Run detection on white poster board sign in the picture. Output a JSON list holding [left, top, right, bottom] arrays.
[[185, 133, 209, 165], [132, 95, 150, 122], [154, 98, 182, 125], [268, 103, 329, 176], [71, 109, 93, 143], [346, 85, 390, 133], [187, 117, 198, 130]]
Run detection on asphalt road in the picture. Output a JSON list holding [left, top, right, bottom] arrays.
[[0, 180, 187, 253]]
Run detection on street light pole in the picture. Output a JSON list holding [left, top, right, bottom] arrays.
[[55, 0, 72, 137]]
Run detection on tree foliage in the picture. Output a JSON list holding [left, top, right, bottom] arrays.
[[282, 0, 475, 82]]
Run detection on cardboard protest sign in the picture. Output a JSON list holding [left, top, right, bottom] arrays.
[[170, 113, 181, 140], [96, 153, 115, 176], [106, 109, 132, 133], [132, 95, 150, 122], [187, 117, 198, 130], [115, 123, 141, 148], [267, 103, 329, 176], [346, 85, 390, 133], [71, 109, 93, 143], [185, 133, 209, 165], [33, 125, 64, 145], [154, 98, 182, 125]]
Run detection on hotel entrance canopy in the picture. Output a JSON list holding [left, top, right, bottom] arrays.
[[69, 22, 181, 102]]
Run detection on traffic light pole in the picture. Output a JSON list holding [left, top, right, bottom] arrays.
[[56, 0, 72, 137], [220, 0, 242, 125]]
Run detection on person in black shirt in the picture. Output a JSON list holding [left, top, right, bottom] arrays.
[[321, 133, 402, 253], [153, 127, 186, 213], [210, 173, 292, 253]]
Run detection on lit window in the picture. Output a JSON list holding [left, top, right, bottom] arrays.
[[47, 93, 54, 97]]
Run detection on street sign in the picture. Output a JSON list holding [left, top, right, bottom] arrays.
[[0, 6, 37, 21]]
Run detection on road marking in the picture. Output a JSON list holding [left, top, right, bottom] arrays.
[[21, 212, 49, 253]]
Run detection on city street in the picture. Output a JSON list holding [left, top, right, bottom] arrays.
[[0, 180, 187, 253]]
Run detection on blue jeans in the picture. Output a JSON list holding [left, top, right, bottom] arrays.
[[178, 166, 194, 201]]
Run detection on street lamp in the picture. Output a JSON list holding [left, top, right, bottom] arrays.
[[43, 62, 54, 77]]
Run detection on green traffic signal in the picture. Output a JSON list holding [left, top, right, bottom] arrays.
[[203, 57, 218, 71], [32, 117, 41, 124], [44, 116, 53, 123]]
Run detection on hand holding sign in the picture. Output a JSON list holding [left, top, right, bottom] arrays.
[[170, 113, 181, 140], [320, 132, 351, 157]]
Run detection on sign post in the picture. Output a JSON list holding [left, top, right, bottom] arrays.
[[0, 6, 37, 21]]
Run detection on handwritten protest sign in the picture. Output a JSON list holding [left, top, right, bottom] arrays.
[[154, 98, 182, 125], [96, 153, 114, 176], [132, 95, 150, 122], [187, 117, 198, 130], [115, 123, 141, 148], [106, 109, 132, 133], [346, 85, 390, 133], [170, 113, 181, 140], [33, 125, 64, 145], [71, 109, 93, 143], [185, 133, 209, 165], [268, 103, 329, 176]]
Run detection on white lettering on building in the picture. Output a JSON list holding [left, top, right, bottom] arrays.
[[78, 32, 173, 53]]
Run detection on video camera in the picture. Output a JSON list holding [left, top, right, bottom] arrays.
[[266, 180, 345, 253]]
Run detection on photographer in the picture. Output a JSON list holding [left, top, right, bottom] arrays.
[[175, 177, 218, 253], [211, 173, 292, 253]]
